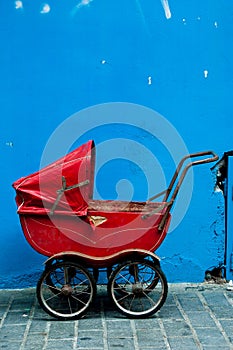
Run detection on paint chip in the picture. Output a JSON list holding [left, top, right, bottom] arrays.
[[203, 70, 208, 78], [40, 3, 50, 14], [148, 76, 152, 85], [214, 21, 218, 28], [76, 0, 93, 10], [6, 142, 13, 147], [15, 1, 23, 9], [182, 18, 187, 25], [160, 0, 171, 19], [71, 0, 93, 16], [101, 59, 106, 65]]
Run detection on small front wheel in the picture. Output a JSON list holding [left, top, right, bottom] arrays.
[[37, 261, 96, 320], [108, 259, 167, 318]]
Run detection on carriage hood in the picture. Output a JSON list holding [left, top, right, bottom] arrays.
[[12, 140, 95, 216]]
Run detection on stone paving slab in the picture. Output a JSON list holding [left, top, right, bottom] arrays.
[[0, 283, 233, 350]]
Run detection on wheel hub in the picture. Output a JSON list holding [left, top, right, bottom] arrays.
[[61, 284, 73, 296], [132, 282, 144, 296]]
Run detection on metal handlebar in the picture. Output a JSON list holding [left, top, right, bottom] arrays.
[[147, 150, 219, 230], [163, 150, 219, 204]]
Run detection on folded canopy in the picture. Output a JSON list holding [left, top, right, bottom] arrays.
[[13, 140, 95, 216]]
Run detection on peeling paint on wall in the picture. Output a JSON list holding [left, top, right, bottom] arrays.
[[160, 0, 171, 19], [203, 70, 209, 79], [15, 1, 23, 10], [160, 254, 203, 282], [71, 0, 93, 17], [75, 0, 93, 11], [6, 142, 14, 148], [40, 3, 51, 14]]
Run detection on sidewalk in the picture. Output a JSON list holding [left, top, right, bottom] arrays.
[[0, 283, 233, 350]]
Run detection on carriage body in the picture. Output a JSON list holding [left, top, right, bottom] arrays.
[[18, 200, 170, 267], [13, 140, 171, 266]]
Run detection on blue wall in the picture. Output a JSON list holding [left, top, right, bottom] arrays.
[[1, 0, 232, 287]]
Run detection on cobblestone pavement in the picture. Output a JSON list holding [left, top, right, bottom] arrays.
[[0, 284, 233, 350]]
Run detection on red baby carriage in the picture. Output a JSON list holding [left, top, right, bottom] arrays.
[[13, 140, 218, 319]]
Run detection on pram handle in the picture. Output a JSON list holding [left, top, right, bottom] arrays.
[[147, 150, 219, 230], [162, 150, 219, 203]]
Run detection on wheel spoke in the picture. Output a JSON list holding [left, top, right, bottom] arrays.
[[141, 290, 157, 307], [117, 272, 132, 284], [44, 290, 63, 302], [64, 267, 69, 284], [128, 294, 136, 311], [115, 291, 133, 303], [132, 265, 139, 283], [73, 277, 89, 287], [67, 296, 73, 314], [46, 283, 62, 294], [70, 294, 89, 306]]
